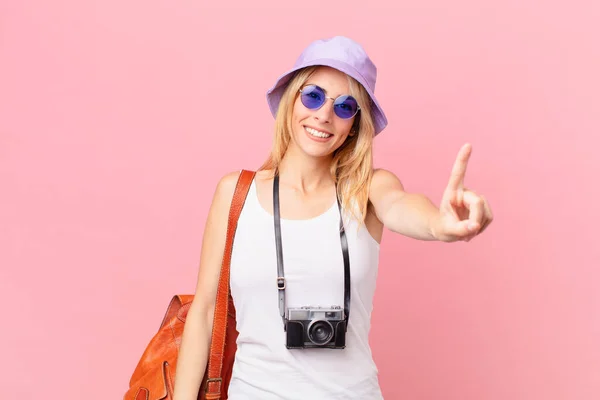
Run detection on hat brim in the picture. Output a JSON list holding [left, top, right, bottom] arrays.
[[266, 59, 388, 136]]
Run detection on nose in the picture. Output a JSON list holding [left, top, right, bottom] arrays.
[[313, 98, 335, 123]]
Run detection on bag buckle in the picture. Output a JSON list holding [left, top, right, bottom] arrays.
[[205, 377, 223, 394]]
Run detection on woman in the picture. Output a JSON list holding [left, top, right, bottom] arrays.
[[173, 36, 493, 399]]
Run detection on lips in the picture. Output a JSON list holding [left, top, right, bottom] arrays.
[[304, 125, 333, 138]]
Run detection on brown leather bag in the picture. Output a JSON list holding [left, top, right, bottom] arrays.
[[124, 170, 256, 400]]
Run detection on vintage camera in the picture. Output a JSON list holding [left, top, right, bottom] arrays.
[[285, 306, 347, 349]]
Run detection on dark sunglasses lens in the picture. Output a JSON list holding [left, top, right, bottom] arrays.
[[300, 85, 325, 109], [334, 95, 359, 119]]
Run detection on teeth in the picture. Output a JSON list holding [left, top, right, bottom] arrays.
[[305, 126, 332, 138]]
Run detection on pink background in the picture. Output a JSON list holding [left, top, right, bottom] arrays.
[[1, 0, 599, 399]]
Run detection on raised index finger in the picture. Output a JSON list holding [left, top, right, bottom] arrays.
[[446, 143, 472, 191]]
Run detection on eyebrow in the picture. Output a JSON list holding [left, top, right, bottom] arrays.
[[305, 82, 326, 93], [304, 82, 342, 98]]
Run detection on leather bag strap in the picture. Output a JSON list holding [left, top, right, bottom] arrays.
[[205, 169, 255, 399]]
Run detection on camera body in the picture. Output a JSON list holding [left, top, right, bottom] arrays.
[[285, 306, 347, 349]]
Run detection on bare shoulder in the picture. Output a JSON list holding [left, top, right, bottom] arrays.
[[367, 168, 406, 228], [204, 169, 246, 239], [370, 168, 405, 194], [212, 170, 244, 206]]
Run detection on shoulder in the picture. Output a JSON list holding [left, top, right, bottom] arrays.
[[216, 170, 243, 193], [212, 168, 264, 205], [367, 168, 406, 222], [211, 170, 249, 208], [369, 168, 404, 196]]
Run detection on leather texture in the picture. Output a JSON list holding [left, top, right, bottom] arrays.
[[123, 170, 256, 400]]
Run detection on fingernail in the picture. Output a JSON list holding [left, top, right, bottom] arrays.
[[468, 222, 478, 231]]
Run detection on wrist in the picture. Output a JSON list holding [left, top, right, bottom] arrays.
[[429, 210, 442, 241]]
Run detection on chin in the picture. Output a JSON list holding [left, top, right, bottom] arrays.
[[296, 136, 335, 159], [305, 148, 333, 159]]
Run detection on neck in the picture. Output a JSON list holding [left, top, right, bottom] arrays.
[[276, 145, 334, 194]]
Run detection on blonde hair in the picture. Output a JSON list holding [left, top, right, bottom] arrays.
[[259, 66, 376, 225]]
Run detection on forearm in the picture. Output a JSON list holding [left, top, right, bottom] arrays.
[[383, 192, 441, 241], [173, 304, 213, 400]]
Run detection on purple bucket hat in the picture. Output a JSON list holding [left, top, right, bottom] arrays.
[[266, 36, 388, 136]]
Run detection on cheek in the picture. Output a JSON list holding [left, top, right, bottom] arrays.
[[334, 119, 354, 137], [292, 98, 308, 121]]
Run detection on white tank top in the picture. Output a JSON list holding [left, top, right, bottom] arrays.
[[227, 178, 383, 399]]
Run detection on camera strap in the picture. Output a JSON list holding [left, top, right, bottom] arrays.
[[273, 171, 351, 330]]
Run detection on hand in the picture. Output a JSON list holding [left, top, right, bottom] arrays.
[[432, 143, 493, 243]]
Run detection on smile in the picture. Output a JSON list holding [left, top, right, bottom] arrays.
[[304, 126, 332, 139]]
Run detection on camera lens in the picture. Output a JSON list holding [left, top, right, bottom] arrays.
[[307, 320, 334, 346]]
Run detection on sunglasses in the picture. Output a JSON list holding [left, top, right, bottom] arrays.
[[298, 84, 361, 119]]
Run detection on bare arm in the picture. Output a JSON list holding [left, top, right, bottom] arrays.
[[369, 144, 493, 243], [369, 168, 440, 241], [173, 171, 240, 400]]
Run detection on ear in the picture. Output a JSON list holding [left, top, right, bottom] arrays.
[[349, 116, 360, 137]]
